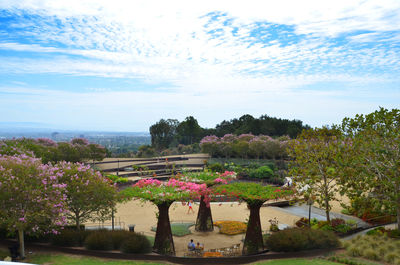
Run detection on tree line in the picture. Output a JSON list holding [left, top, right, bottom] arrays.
[[149, 114, 309, 151]]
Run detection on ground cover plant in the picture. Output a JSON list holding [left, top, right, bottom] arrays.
[[265, 228, 340, 252], [295, 217, 358, 235], [206, 159, 285, 185], [343, 234, 400, 264], [365, 227, 400, 238], [214, 220, 247, 235], [327, 254, 387, 265], [151, 222, 194, 237]]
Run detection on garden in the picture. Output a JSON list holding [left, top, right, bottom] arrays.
[[1, 108, 400, 265]]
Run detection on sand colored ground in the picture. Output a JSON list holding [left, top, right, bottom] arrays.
[[90, 200, 330, 257]]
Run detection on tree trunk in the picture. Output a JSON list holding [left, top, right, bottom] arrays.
[[323, 176, 330, 223], [325, 196, 330, 223], [397, 199, 400, 231], [76, 212, 81, 231], [154, 201, 175, 255], [18, 229, 25, 259], [243, 201, 264, 255], [195, 195, 214, 232]]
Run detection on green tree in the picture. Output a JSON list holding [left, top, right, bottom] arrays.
[[176, 116, 203, 145], [54, 162, 118, 230], [340, 108, 400, 229], [150, 119, 179, 150], [287, 127, 343, 223]]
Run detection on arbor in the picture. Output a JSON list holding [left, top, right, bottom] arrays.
[[287, 127, 344, 223], [214, 182, 292, 254], [54, 162, 118, 230], [177, 171, 236, 232], [121, 178, 206, 255], [0, 155, 67, 258], [340, 108, 400, 229], [150, 119, 179, 150]]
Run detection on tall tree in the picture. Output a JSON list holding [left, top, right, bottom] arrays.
[[176, 116, 203, 145], [340, 108, 400, 229], [287, 127, 344, 223], [149, 119, 179, 150]]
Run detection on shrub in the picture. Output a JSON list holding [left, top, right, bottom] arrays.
[[120, 233, 152, 254], [330, 218, 345, 227], [207, 163, 224, 173], [109, 230, 131, 250], [265, 228, 339, 252], [84, 231, 113, 250], [347, 246, 362, 257], [51, 229, 91, 247], [363, 248, 380, 261], [389, 229, 400, 238], [295, 217, 309, 228], [248, 166, 274, 179]]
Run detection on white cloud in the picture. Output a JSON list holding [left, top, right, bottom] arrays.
[[0, 0, 399, 130]]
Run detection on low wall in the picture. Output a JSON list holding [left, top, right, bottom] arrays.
[[0, 239, 338, 265]]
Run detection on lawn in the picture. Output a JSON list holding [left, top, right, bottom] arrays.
[[0, 247, 342, 265], [252, 259, 340, 265], [151, 222, 194, 237]]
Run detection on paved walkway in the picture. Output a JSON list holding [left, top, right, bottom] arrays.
[[341, 223, 398, 240], [271, 203, 370, 227]]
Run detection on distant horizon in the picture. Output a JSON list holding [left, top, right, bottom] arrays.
[[1, 1, 399, 131]]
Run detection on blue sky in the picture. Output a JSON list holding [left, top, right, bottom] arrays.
[[0, 0, 399, 132]]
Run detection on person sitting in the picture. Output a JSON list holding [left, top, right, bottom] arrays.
[[187, 239, 196, 251], [196, 242, 204, 251]]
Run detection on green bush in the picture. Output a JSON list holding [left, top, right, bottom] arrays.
[[109, 230, 131, 250], [120, 233, 152, 254], [51, 229, 91, 247], [207, 162, 224, 173], [248, 166, 274, 179], [265, 228, 340, 252], [84, 231, 113, 250]]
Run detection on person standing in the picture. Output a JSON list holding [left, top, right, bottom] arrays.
[[187, 200, 195, 214]]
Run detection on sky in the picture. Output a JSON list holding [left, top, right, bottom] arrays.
[[0, 0, 399, 132]]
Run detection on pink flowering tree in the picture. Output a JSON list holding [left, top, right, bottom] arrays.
[[121, 178, 207, 255], [54, 162, 118, 230], [199, 135, 219, 157], [214, 182, 293, 255], [176, 171, 237, 232], [0, 155, 67, 259]]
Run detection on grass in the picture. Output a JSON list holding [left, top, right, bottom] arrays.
[[0, 247, 9, 260], [151, 222, 194, 237], [341, 234, 400, 264], [26, 254, 166, 265], [251, 258, 340, 265], [0, 247, 345, 265], [145, 235, 155, 246]]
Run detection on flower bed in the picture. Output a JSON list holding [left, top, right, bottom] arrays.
[[214, 221, 247, 235]]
